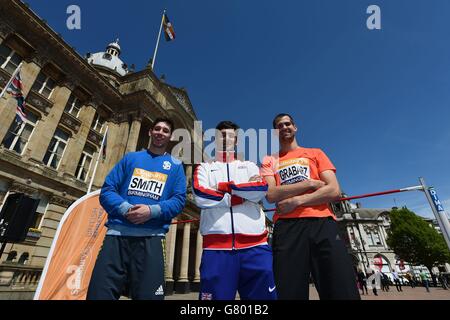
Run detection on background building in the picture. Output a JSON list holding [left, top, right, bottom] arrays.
[[331, 199, 450, 281], [0, 0, 203, 299], [332, 200, 397, 276]]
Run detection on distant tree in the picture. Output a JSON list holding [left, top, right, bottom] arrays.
[[387, 207, 450, 277]]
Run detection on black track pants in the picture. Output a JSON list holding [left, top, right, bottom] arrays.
[[272, 217, 360, 300], [87, 235, 165, 300]]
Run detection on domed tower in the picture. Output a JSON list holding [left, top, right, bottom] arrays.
[[86, 39, 129, 87], [105, 39, 121, 57]]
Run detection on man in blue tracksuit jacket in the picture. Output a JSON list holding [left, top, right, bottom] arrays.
[[87, 117, 186, 300]]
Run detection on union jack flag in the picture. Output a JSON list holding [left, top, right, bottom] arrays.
[[200, 292, 212, 300], [163, 14, 176, 41], [6, 70, 26, 123], [102, 130, 108, 161]]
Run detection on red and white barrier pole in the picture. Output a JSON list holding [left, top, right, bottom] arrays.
[[263, 185, 424, 213], [339, 185, 424, 202], [171, 219, 199, 225], [178, 181, 450, 253]]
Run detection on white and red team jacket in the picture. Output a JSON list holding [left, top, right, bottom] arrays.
[[193, 156, 269, 250]]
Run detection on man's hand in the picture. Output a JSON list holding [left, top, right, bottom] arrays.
[[249, 175, 263, 182], [276, 197, 301, 215], [125, 204, 151, 225], [275, 180, 325, 214], [217, 181, 234, 193], [231, 195, 245, 206], [218, 175, 263, 193], [309, 179, 326, 190]]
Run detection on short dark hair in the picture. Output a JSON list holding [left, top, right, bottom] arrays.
[[152, 117, 174, 133], [272, 113, 295, 129], [216, 121, 239, 131]]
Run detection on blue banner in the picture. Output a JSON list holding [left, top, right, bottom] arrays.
[[428, 188, 445, 213]]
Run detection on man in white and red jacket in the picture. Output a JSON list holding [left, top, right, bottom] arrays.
[[193, 121, 277, 300]]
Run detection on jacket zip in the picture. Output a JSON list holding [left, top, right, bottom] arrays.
[[226, 161, 236, 250]]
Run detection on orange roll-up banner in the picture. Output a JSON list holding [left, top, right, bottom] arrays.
[[34, 190, 106, 300]]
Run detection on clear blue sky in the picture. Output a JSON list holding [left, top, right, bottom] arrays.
[[26, 0, 450, 218]]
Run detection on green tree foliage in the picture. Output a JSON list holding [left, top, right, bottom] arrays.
[[387, 207, 450, 270]]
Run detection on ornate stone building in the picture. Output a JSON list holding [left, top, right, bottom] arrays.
[[0, 0, 203, 299], [332, 200, 397, 276], [332, 199, 450, 280]]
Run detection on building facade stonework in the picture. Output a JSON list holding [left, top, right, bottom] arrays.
[[332, 200, 398, 276]]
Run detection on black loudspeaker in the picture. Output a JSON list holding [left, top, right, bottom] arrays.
[[0, 193, 40, 243]]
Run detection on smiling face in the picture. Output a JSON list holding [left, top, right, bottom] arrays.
[[216, 128, 237, 152], [274, 115, 298, 142], [149, 121, 172, 150]]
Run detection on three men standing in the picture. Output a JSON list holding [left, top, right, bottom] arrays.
[[89, 114, 359, 300]]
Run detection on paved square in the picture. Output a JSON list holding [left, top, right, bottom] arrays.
[[165, 285, 450, 300]]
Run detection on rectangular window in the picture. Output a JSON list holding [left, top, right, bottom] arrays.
[[91, 113, 105, 133], [366, 231, 375, 246], [367, 230, 382, 246], [33, 196, 49, 230], [75, 145, 95, 182], [367, 235, 374, 246], [31, 72, 56, 99], [373, 231, 382, 246], [64, 95, 82, 118], [1, 112, 38, 154], [43, 129, 69, 169], [0, 43, 22, 74]]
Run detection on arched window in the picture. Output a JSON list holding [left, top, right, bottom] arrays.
[[18, 252, 29, 265], [373, 254, 391, 273], [6, 251, 17, 262]]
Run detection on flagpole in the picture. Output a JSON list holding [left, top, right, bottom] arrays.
[[0, 62, 23, 99], [87, 126, 109, 194], [151, 9, 166, 70]]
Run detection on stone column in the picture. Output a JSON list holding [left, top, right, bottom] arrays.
[[125, 115, 142, 153], [346, 226, 355, 250], [185, 165, 193, 188], [109, 115, 130, 164], [175, 222, 191, 294], [191, 226, 203, 292], [60, 101, 97, 176], [357, 224, 367, 245], [352, 224, 367, 268], [26, 82, 72, 163], [164, 221, 177, 295], [0, 60, 41, 143], [91, 118, 129, 190], [378, 225, 388, 248]]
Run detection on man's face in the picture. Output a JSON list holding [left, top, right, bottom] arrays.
[[274, 116, 297, 141], [149, 121, 172, 149], [216, 128, 237, 152]]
